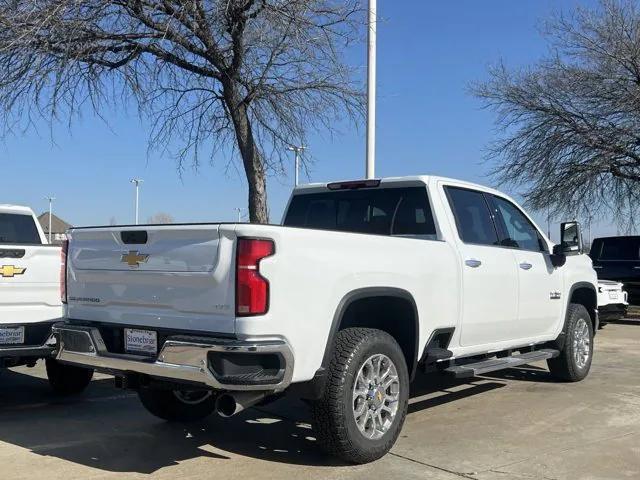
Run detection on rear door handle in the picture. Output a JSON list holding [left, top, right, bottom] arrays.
[[519, 262, 532, 270], [465, 259, 482, 268]]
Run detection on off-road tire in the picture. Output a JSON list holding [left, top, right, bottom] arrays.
[[547, 303, 594, 382], [46, 359, 94, 395], [310, 328, 409, 464], [138, 388, 217, 422]]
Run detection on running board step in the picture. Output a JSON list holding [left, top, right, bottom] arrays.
[[444, 349, 560, 379]]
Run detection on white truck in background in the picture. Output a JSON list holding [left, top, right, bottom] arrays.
[[597, 280, 628, 327], [52, 176, 597, 463], [0, 205, 92, 394]]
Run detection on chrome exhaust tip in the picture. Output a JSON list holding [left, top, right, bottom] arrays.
[[215, 392, 268, 418]]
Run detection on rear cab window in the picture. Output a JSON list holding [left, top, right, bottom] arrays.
[[0, 213, 42, 245], [283, 187, 437, 238]]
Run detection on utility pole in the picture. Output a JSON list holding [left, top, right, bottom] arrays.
[[130, 179, 143, 225], [366, 0, 377, 179], [287, 145, 305, 186], [44, 196, 55, 243]]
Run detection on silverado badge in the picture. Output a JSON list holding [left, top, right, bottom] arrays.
[[0, 265, 26, 278], [121, 251, 149, 268]]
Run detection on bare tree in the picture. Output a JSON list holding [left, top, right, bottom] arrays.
[[474, 0, 640, 223], [147, 212, 175, 224], [0, 1, 364, 223]]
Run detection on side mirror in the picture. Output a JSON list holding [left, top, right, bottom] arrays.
[[560, 221, 584, 255], [550, 221, 583, 268]]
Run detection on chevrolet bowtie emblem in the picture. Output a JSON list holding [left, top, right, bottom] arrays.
[[120, 251, 149, 267], [0, 265, 26, 278]]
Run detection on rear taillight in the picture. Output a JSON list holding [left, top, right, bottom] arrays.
[[60, 239, 68, 304], [235, 238, 274, 316]]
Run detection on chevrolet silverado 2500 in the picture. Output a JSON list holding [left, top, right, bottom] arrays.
[[0, 205, 92, 393], [52, 176, 598, 463]]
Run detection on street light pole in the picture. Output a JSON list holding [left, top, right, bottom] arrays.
[[130, 179, 143, 225], [366, 0, 377, 179], [287, 145, 305, 186], [44, 196, 55, 243]]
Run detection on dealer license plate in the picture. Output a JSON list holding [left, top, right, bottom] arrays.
[[124, 328, 157, 355], [0, 326, 25, 345]]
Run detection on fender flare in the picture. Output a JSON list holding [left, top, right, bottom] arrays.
[[320, 287, 420, 378], [559, 282, 599, 342]]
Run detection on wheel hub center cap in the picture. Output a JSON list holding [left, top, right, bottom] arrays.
[[368, 386, 385, 409]]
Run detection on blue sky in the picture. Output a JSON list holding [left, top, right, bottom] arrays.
[[1, 0, 617, 238]]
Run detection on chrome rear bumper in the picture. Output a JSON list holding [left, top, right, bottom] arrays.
[[52, 324, 294, 391]]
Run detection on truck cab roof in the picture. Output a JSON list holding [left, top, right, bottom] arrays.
[[292, 175, 504, 196], [0, 204, 35, 215]]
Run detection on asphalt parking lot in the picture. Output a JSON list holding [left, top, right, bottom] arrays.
[[1, 320, 639, 480]]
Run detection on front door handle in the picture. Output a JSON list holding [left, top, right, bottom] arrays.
[[519, 262, 533, 270], [465, 259, 482, 268]]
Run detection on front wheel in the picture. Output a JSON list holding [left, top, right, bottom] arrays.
[[311, 328, 409, 464], [46, 359, 94, 395], [138, 387, 217, 422], [547, 303, 594, 382]]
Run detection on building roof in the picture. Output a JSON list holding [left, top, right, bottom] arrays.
[[38, 212, 72, 234]]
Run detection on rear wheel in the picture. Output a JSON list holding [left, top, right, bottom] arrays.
[[311, 328, 409, 464], [548, 303, 594, 382], [138, 387, 217, 422], [46, 359, 94, 395]]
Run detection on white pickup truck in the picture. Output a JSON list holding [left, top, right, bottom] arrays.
[[52, 176, 598, 463], [597, 280, 628, 327], [0, 204, 92, 394]]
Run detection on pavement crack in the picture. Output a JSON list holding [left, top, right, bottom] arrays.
[[389, 452, 477, 479], [488, 469, 558, 480], [481, 430, 637, 474]]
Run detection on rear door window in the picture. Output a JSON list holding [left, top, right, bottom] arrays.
[[283, 187, 436, 237], [0, 213, 42, 245], [445, 187, 499, 246], [598, 237, 640, 261]]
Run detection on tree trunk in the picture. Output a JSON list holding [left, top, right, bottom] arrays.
[[224, 85, 269, 224]]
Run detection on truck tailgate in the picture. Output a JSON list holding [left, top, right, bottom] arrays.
[[66, 225, 236, 334], [0, 244, 62, 324]]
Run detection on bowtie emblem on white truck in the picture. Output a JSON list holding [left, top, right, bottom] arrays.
[[120, 251, 149, 268], [0, 265, 26, 278]]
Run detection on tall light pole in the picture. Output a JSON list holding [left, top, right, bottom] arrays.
[[44, 196, 55, 243], [287, 145, 305, 186], [366, 0, 377, 179], [130, 179, 143, 225]]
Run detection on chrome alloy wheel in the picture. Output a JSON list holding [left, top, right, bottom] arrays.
[[573, 318, 591, 369], [173, 390, 213, 405], [352, 354, 400, 440]]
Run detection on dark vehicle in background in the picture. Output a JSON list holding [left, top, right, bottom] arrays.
[[590, 236, 640, 305]]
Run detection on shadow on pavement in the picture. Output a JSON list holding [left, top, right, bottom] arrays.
[[606, 318, 640, 326], [0, 366, 514, 473]]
